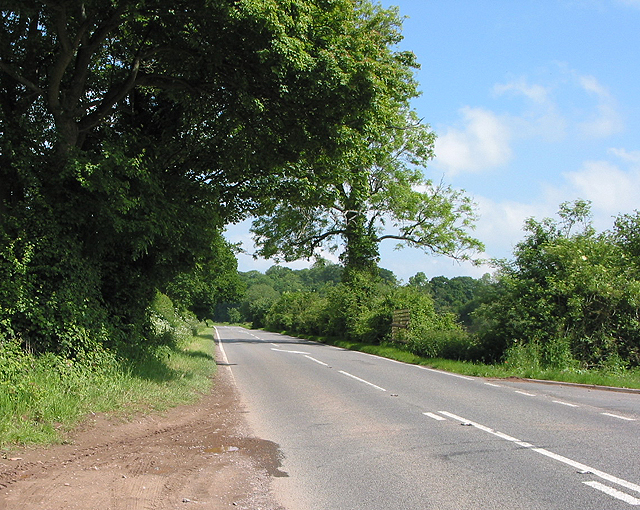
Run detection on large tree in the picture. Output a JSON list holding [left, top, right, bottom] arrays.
[[0, 0, 419, 353], [251, 108, 484, 278]]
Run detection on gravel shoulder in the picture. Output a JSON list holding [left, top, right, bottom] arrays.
[[0, 349, 284, 510]]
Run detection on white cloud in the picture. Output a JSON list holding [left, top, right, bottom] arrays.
[[471, 196, 547, 259], [434, 107, 512, 175], [494, 78, 550, 104], [493, 76, 567, 142], [609, 147, 640, 164], [575, 73, 623, 138], [563, 159, 640, 216]]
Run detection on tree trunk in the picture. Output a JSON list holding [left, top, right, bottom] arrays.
[[341, 172, 380, 281]]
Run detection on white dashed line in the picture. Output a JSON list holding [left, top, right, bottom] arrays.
[[271, 348, 310, 355], [602, 412, 636, 421], [423, 412, 447, 421], [515, 390, 536, 397], [416, 366, 474, 380], [338, 371, 386, 392], [583, 481, 640, 505], [553, 400, 579, 407], [304, 355, 329, 367], [435, 410, 640, 505]]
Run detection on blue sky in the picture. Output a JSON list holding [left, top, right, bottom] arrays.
[[226, 0, 640, 282]]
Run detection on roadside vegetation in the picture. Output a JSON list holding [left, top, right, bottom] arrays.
[[2, 2, 639, 452], [227, 201, 640, 390], [0, 294, 217, 449]]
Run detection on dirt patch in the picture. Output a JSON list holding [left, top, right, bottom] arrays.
[[0, 356, 285, 510]]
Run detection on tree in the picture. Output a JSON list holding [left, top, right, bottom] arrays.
[[250, 42, 483, 279], [165, 234, 245, 321], [1, 0, 419, 353], [474, 201, 640, 366]]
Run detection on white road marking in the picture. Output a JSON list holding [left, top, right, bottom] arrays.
[[583, 481, 640, 505], [515, 390, 536, 396], [214, 327, 236, 384], [553, 400, 579, 407], [423, 412, 447, 421], [602, 412, 636, 421], [270, 343, 280, 347], [437, 410, 640, 501], [533, 448, 640, 495], [338, 371, 386, 392], [416, 366, 474, 380], [304, 355, 329, 367], [271, 348, 310, 355], [485, 382, 502, 387]]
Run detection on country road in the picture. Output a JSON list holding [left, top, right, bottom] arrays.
[[215, 326, 640, 510]]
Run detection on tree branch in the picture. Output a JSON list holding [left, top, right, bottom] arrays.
[[0, 61, 43, 95]]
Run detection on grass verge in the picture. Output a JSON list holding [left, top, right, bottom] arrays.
[[286, 332, 640, 390], [0, 327, 218, 450]]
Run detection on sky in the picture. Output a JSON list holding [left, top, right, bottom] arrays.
[[225, 0, 640, 282]]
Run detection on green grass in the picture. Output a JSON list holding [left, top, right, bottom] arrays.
[[290, 333, 640, 390], [0, 328, 218, 450]]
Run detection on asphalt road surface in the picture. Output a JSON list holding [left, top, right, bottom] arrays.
[[215, 326, 640, 510]]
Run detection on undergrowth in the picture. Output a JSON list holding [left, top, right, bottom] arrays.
[[0, 327, 217, 450]]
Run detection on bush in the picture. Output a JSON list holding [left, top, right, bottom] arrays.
[[405, 328, 479, 361]]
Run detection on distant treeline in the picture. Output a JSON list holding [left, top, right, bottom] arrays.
[[223, 201, 640, 371]]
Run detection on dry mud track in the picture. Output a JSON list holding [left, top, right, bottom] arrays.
[[0, 357, 285, 510]]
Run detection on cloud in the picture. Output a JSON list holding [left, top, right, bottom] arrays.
[[609, 147, 640, 164], [471, 196, 549, 259], [493, 77, 567, 142], [434, 107, 512, 175], [575, 74, 623, 138], [495, 69, 623, 141], [494, 78, 550, 104], [561, 153, 640, 219]]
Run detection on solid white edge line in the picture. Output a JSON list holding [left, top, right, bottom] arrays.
[[583, 481, 640, 505], [338, 370, 386, 391], [423, 412, 447, 421], [417, 366, 474, 380], [213, 326, 236, 384], [214, 326, 229, 364], [602, 412, 636, 421], [304, 355, 329, 367]]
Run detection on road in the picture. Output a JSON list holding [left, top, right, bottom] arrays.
[[215, 326, 640, 509]]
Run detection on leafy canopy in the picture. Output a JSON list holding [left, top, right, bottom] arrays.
[[1, 0, 425, 352]]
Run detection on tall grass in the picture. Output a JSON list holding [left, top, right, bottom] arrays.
[[0, 328, 217, 449]]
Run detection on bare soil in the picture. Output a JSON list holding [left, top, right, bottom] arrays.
[[0, 360, 285, 510]]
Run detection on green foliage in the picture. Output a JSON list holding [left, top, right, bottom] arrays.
[[250, 5, 483, 277], [148, 292, 201, 348], [474, 201, 640, 367], [165, 234, 245, 321], [261, 269, 480, 357], [0, 327, 217, 448], [251, 112, 484, 277], [2, 0, 421, 356]]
